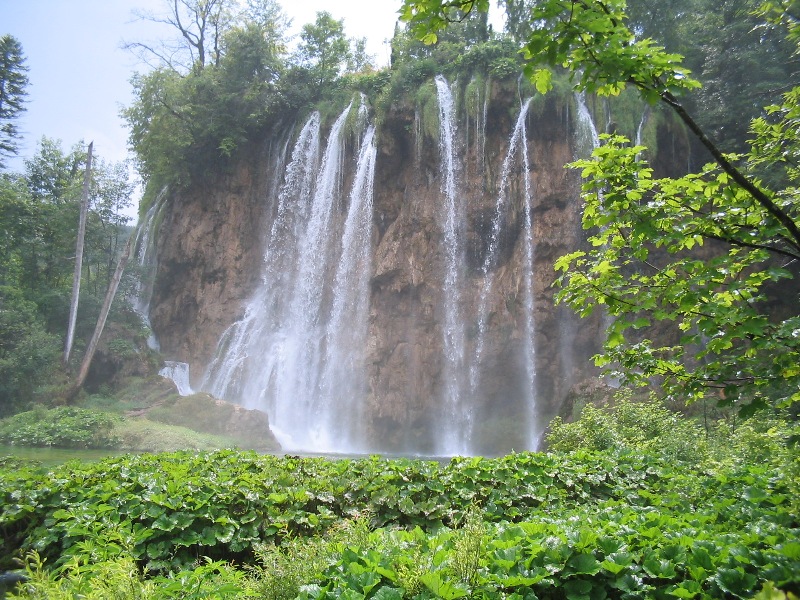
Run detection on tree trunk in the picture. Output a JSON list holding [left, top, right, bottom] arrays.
[[72, 232, 134, 394], [63, 142, 93, 368]]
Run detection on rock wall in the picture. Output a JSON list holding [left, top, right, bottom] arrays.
[[149, 144, 275, 368], [366, 86, 602, 453], [148, 81, 610, 454]]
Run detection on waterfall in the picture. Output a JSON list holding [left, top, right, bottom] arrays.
[[132, 189, 197, 394], [159, 361, 194, 396], [466, 98, 539, 450], [435, 75, 470, 455], [573, 90, 617, 384], [635, 105, 651, 160], [471, 98, 533, 392], [200, 101, 376, 453], [480, 80, 489, 172], [201, 113, 322, 404], [318, 123, 377, 451], [468, 76, 490, 175], [519, 105, 539, 448], [574, 91, 600, 157], [131, 187, 168, 350]]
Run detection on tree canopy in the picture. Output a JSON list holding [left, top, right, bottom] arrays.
[[122, 1, 381, 201], [0, 138, 137, 415], [296, 12, 352, 88]]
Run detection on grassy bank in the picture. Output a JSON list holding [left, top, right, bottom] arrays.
[[0, 376, 279, 456]]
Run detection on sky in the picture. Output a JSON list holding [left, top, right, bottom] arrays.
[[0, 0, 403, 215]]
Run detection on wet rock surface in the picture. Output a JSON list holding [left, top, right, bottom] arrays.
[[148, 83, 609, 454]]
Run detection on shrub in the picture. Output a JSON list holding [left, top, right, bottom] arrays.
[[545, 395, 708, 461], [0, 407, 119, 448]]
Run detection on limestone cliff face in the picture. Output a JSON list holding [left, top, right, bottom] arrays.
[[149, 150, 270, 368], [367, 87, 602, 453], [147, 82, 609, 454]]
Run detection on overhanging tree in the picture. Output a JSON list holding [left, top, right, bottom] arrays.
[[123, 0, 291, 198], [400, 0, 800, 412]]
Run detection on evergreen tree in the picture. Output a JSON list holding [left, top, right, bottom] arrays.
[[0, 35, 29, 169]]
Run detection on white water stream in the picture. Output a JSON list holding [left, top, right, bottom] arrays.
[[200, 102, 376, 453], [131, 187, 168, 351], [433, 79, 541, 455], [435, 75, 471, 455], [140, 80, 597, 456]]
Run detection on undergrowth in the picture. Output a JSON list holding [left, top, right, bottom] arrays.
[[1, 416, 798, 599]]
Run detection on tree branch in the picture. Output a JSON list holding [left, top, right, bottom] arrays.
[[658, 88, 800, 254]]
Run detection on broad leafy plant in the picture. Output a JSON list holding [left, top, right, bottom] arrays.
[[1, 446, 798, 598]]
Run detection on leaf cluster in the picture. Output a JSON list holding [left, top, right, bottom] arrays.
[[546, 394, 800, 470], [307, 483, 799, 600], [555, 113, 800, 409], [546, 395, 707, 460]]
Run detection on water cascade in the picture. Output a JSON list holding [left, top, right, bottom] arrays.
[[470, 97, 540, 448], [635, 105, 651, 161], [574, 91, 617, 358], [471, 98, 533, 394], [200, 101, 376, 452], [131, 188, 168, 350], [434, 75, 470, 455], [159, 361, 194, 396], [465, 76, 490, 176], [517, 100, 539, 448], [430, 80, 543, 454], [200, 112, 323, 407], [143, 76, 606, 456], [317, 122, 376, 450], [574, 92, 600, 157]]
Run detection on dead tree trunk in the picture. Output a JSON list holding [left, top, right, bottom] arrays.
[[63, 141, 93, 367], [72, 232, 134, 394]]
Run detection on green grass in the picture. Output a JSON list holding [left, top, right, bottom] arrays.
[[113, 418, 240, 452], [0, 375, 279, 456]]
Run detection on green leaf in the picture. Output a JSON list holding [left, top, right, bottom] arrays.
[[372, 587, 404, 600], [567, 553, 601, 575], [420, 572, 469, 600], [563, 579, 593, 600], [601, 552, 634, 575], [779, 541, 800, 559], [643, 555, 677, 579], [715, 568, 758, 597], [667, 580, 702, 598], [531, 68, 553, 94]]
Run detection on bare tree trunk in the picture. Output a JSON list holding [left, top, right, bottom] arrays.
[[64, 142, 93, 368], [72, 232, 134, 393]]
